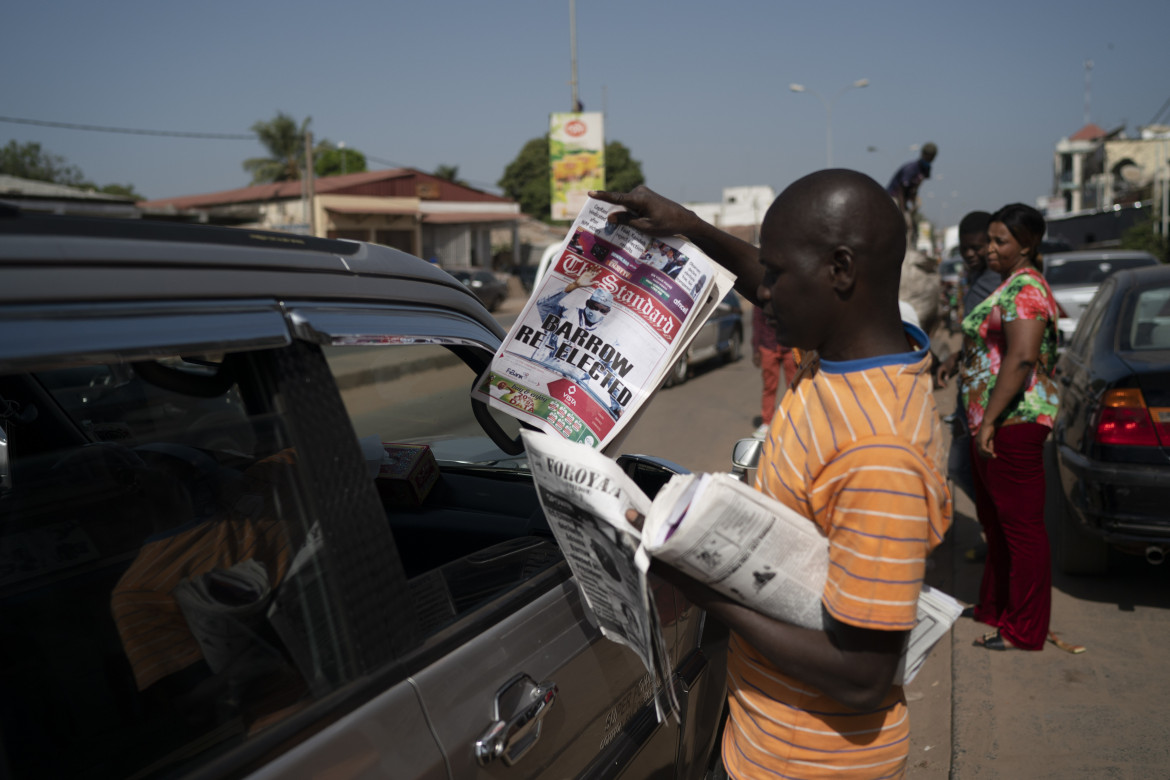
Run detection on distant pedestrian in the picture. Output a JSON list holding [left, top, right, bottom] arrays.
[[955, 204, 1060, 652], [936, 210, 1001, 502], [886, 142, 938, 221], [750, 305, 795, 438]]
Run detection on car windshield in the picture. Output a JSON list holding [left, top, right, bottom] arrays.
[[1046, 257, 1157, 287]]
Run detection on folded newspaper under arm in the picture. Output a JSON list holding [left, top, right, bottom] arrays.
[[474, 197, 735, 451], [522, 431, 962, 703]]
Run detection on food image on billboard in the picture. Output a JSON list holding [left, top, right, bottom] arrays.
[[550, 112, 605, 220]]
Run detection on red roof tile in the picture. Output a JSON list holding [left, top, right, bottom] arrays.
[[139, 168, 513, 211], [325, 204, 418, 216], [422, 211, 520, 223], [1069, 123, 1107, 141]]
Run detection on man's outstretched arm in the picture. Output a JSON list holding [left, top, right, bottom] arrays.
[[590, 187, 765, 305], [653, 560, 905, 711], [625, 509, 905, 711]]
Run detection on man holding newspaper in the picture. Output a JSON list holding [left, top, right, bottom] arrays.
[[592, 170, 952, 780]]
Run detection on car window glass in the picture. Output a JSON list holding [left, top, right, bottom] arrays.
[[1068, 278, 1115, 356], [1126, 284, 1170, 350], [1046, 256, 1156, 286], [0, 351, 356, 779], [321, 343, 559, 638]]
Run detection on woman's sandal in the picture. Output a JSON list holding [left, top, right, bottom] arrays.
[[1047, 630, 1086, 654], [973, 630, 1015, 651]]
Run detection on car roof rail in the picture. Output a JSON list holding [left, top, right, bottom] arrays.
[[0, 209, 363, 256]]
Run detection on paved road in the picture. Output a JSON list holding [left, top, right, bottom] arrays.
[[494, 285, 1170, 777]]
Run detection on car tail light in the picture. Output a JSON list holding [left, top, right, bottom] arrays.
[[1094, 388, 1168, 446]]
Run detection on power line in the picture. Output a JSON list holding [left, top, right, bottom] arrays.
[[1149, 95, 1170, 127], [0, 115, 255, 140], [2, 115, 506, 193]]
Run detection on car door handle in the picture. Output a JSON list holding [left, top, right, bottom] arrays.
[[475, 674, 558, 767]]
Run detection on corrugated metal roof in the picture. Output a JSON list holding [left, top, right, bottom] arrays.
[[140, 168, 514, 211], [422, 211, 521, 224], [0, 174, 135, 202], [326, 204, 419, 216], [1070, 123, 1107, 141], [140, 169, 413, 210]]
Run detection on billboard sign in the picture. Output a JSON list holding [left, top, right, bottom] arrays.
[[550, 112, 605, 220]]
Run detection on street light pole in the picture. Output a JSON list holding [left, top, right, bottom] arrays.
[[789, 78, 869, 167]]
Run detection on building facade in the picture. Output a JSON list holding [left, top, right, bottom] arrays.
[[140, 169, 521, 269]]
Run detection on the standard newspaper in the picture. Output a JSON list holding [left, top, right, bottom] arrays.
[[475, 197, 735, 450], [521, 430, 962, 721]]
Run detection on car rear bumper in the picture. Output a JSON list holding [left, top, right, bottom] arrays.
[[1057, 446, 1170, 543]]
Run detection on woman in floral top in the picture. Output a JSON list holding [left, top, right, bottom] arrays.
[[958, 203, 1059, 652]]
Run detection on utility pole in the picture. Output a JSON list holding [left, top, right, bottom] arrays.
[[304, 130, 316, 236], [569, 0, 581, 111], [1084, 59, 1093, 126]]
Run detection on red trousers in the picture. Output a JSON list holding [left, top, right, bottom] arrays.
[[759, 346, 797, 425], [969, 422, 1051, 650]]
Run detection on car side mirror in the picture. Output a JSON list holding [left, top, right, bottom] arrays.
[[730, 437, 762, 482]]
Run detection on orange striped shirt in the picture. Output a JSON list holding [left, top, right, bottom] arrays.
[[724, 325, 951, 779]]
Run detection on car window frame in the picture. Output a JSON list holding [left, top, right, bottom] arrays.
[[0, 300, 290, 373], [1067, 276, 1117, 358], [0, 303, 437, 780]]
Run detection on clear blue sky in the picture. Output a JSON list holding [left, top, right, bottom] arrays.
[[5, 0, 1169, 229]]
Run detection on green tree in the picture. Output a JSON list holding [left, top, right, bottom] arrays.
[[1121, 212, 1169, 262], [1, 140, 146, 198], [98, 183, 146, 201], [498, 136, 645, 221], [434, 164, 467, 186], [499, 137, 551, 219], [315, 145, 367, 177], [603, 141, 644, 194], [243, 112, 315, 184], [1, 140, 88, 187]]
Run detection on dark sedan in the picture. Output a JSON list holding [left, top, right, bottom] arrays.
[[1047, 263, 1170, 574], [450, 268, 509, 312]]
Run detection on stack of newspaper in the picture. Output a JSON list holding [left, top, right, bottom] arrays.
[[475, 197, 734, 450], [520, 431, 963, 722]]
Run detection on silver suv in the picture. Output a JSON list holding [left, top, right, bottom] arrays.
[[0, 210, 726, 779]]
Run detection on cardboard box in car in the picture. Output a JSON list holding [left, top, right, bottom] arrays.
[[376, 443, 439, 506]]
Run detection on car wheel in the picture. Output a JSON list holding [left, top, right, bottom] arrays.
[[1044, 441, 1108, 575], [722, 329, 742, 364], [664, 353, 689, 388]]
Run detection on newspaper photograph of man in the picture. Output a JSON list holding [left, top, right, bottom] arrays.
[[529, 266, 633, 417], [639, 240, 689, 279]]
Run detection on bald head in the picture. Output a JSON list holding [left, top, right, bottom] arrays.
[[757, 170, 910, 360], [764, 169, 905, 295]]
